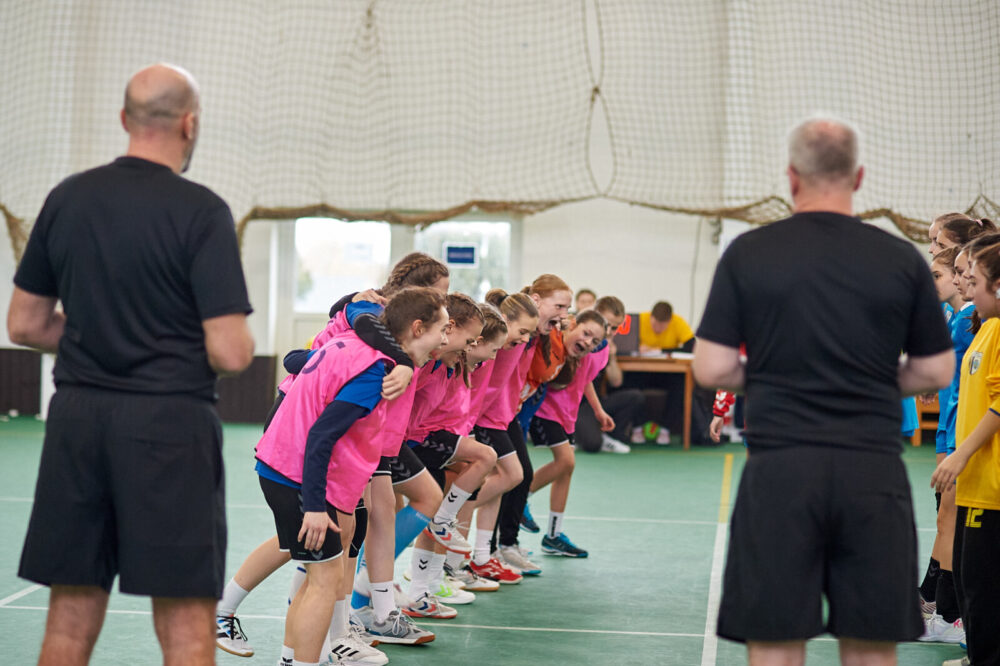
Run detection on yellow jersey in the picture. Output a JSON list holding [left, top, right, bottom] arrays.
[[638, 312, 694, 350], [955, 317, 1000, 511]]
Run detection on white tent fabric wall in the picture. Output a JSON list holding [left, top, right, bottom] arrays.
[[2, 0, 998, 256]]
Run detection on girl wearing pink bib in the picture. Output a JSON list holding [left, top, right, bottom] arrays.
[[527, 310, 610, 558], [250, 288, 448, 665]]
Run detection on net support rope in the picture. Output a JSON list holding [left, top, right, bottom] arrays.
[[3, 0, 997, 261]]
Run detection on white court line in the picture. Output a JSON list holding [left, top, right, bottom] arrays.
[[0, 604, 699, 637], [0, 496, 942, 534], [0, 585, 43, 607], [700, 523, 728, 666]]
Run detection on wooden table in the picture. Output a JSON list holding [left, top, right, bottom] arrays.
[[615, 355, 694, 450]]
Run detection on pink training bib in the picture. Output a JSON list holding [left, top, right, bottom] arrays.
[[536, 344, 609, 434], [255, 331, 391, 512]]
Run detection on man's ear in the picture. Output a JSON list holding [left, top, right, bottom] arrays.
[[853, 165, 864, 192], [182, 111, 198, 140], [787, 165, 800, 197]]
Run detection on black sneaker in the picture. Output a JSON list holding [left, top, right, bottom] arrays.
[[541, 533, 588, 558]]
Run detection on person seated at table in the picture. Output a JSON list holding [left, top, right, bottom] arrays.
[[638, 301, 695, 353], [627, 301, 698, 444]]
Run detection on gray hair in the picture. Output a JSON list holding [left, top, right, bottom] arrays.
[[788, 115, 860, 183]]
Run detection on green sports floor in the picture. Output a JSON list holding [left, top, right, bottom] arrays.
[[0, 417, 966, 665]]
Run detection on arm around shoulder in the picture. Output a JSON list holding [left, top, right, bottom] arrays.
[[203, 312, 255, 376], [898, 349, 954, 397]]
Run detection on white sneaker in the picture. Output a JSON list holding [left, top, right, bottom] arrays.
[[423, 518, 473, 554], [328, 626, 389, 665], [215, 614, 253, 657], [600, 433, 631, 453], [655, 427, 671, 445], [497, 545, 542, 575], [444, 563, 500, 592], [433, 579, 476, 604], [630, 426, 646, 444], [942, 657, 970, 666], [918, 614, 965, 643]]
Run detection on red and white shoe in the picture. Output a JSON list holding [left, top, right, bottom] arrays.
[[400, 592, 458, 619], [423, 519, 472, 555], [467, 558, 523, 584]]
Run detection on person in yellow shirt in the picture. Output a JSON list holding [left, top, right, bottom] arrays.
[[638, 301, 694, 352], [932, 236, 1000, 666]]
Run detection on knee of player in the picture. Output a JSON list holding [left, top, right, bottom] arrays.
[[475, 443, 498, 467], [507, 466, 524, 489]]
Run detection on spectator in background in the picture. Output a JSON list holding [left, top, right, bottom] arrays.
[[574, 288, 596, 314], [638, 301, 695, 354]]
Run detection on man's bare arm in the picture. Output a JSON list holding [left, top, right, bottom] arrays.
[[693, 338, 744, 392], [7, 287, 65, 353], [203, 313, 254, 376]]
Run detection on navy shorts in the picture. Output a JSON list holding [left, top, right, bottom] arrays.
[[18, 386, 226, 597], [717, 445, 923, 643]]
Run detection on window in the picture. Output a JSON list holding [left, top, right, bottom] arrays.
[[294, 218, 391, 313], [414, 221, 511, 301]]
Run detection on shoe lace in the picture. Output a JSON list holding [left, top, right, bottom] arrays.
[[219, 615, 247, 641], [383, 610, 407, 635]]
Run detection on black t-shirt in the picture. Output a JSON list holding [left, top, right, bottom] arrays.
[[14, 157, 252, 400], [696, 212, 951, 452]]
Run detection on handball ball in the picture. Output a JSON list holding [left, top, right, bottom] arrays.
[[642, 421, 659, 441]]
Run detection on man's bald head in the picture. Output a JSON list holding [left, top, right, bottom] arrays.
[[123, 63, 199, 131], [788, 116, 859, 186]]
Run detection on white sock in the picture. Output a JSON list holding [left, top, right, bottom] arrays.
[[292, 660, 319, 666], [428, 553, 447, 590], [288, 564, 307, 605], [434, 485, 472, 524], [278, 644, 294, 665], [548, 511, 564, 539], [217, 578, 250, 616], [370, 580, 395, 622], [445, 549, 465, 571], [409, 548, 435, 599], [329, 598, 349, 640], [473, 529, 493, 565]]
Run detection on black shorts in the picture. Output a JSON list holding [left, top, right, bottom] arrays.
[[371, 456, 392, 477], [258, 476, 342, 562], [387, 445, 427, 485], [413, 430, 461, 470], [529, 417, 573, 448], [717, 445, 923, 643], [18, 386, 226, 597], [473, 425, 516, 459]]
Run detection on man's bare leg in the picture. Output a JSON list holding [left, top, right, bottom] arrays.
[[38, 585, 109, 666]]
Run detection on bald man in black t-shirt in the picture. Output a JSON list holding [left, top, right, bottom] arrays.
[[8, 63, 253, 665], [694, 117, 953, 666]]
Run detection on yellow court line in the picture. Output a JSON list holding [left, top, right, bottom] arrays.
[[717, 453, 734, 524]]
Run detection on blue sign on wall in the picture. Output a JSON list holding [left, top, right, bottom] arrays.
[[444, 243, 478, 268]]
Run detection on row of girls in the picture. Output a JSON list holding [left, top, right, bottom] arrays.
[[916, 214, 1000, 666], [213, 253, 626, 666]]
